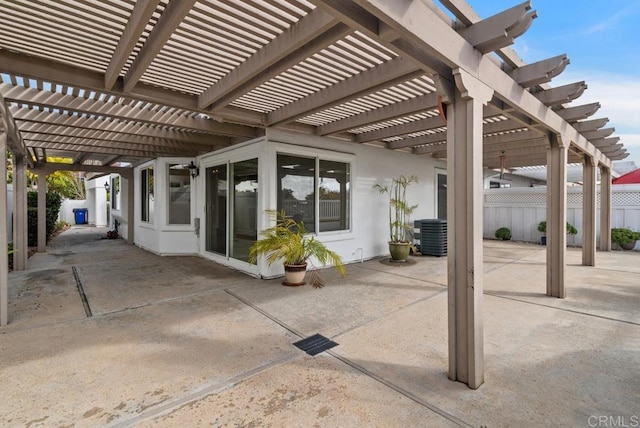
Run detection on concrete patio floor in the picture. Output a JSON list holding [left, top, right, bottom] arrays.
[[1, 226, 638, 427]]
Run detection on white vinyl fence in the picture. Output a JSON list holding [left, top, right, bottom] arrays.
[[484, 184, 640, 250]]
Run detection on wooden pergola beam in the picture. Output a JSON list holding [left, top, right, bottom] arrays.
[[316, 92, 438, 136], [198, 9, 350, 111], [11, 107, 227, 145], [1, 84, 255, 137], [268, 57, 422, 126], [32, 161, 134, 177], [123, 0, 197, 92], [105, 0, 162, 89], [0, 50, 265, 127]]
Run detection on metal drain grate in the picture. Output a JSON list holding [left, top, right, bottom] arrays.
[[293, 334, 338, 356]]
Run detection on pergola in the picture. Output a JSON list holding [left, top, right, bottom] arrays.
[[0, 0, 625, 388]]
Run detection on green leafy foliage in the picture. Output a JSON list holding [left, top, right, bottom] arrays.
[[27, 191, 63, 247], [611, 228, 640, 246], [46, 170, 85, 199], [537, 220, 578, 235], [495, 227, 512, 240], [249, 210, 346, 276], [374, 175, 419, 243], [7, 243, 14, 270]]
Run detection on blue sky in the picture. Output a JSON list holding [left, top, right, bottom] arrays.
[[471, 1, 640, 168]]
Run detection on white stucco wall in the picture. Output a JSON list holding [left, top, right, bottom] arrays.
[[134, 158, 198, 255], [132, 132, 446, 277], [264, 130, 445, 273], [59, 199, 88, 225], [59, 176, 109, 226], [77, 176, 109, 226]]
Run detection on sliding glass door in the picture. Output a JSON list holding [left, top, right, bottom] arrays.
[[205, 164, 227, 255], [231, 159, 258, 262], [204, 158, 258, 264]]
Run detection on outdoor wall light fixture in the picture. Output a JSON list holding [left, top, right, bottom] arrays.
[[104, 182, 110, 192], [188, 161, 199, 179]]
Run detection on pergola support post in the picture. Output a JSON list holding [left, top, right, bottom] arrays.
[[127, 175, 135, 244], [546, 134, 568, 298], [447, 68, 493, 390], [1, 132, 9, 326], [12, 154, 28, 270], [582, 155, 596, 266], [37, 173, 47, 252], [599, 165, 612, 251]]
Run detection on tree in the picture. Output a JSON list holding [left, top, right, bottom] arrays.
[[46, 170, 86, 199], [6, 150, 13, 184]]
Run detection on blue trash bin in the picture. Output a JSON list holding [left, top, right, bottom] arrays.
[[73, 208, 88, 225]]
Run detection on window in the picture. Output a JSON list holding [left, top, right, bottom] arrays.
[[168, 164, 191, 224], [111, 176, 120, 210], [319, 159, 350, 232], [141, 166, 154, 223], [277, 154, 350, 233], [277, 154, 316, 232]]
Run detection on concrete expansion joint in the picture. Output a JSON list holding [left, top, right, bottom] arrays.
[[485, 292, 640, 326], [223, 286, 471, 426], [331, 288, 447, 341], [111, 353, 303, 428], [349, 262, 447, 288], [327, 349, 473, 428]]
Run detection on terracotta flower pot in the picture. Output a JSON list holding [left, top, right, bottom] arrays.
[[283, 263, 307, 286]]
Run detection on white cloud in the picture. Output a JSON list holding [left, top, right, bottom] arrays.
[[585, 2, 638, 34], [617, 133, 640, 165], [555, 70, 640, 131], [585, 9, 630, 34], [554, 70, 640, 166]]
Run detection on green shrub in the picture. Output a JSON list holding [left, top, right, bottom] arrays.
[[27, 191, 63, 247], [495, 227, 512, 240], [611, 228, 640, 247], [537, 220, 578, 235], [7, 243, 14, 270]]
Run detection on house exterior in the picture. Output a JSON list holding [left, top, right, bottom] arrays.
[[112, 129, 445, 278], [0, 0, 630, 389]]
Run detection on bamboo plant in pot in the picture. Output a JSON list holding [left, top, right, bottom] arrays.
[[374, 174, 419, 262], [249, 210, 346, 286]]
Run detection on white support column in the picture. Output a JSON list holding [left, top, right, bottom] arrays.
[[599, 165, 612, 251], [447, 69, 493, 390], [127, 175, 135, 244], [1, 132, 8, 326], [582, 155, 597, 266], [12, 154, 28, 270], [37, 173, 47, 252], [546, 134, 568, 298]]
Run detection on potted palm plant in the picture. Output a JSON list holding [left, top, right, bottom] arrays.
[[249, 210, 346, 286], [374, 175, 419, 262]]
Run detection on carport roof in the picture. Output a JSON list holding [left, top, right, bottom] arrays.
[[0, 0, 627, 169]]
